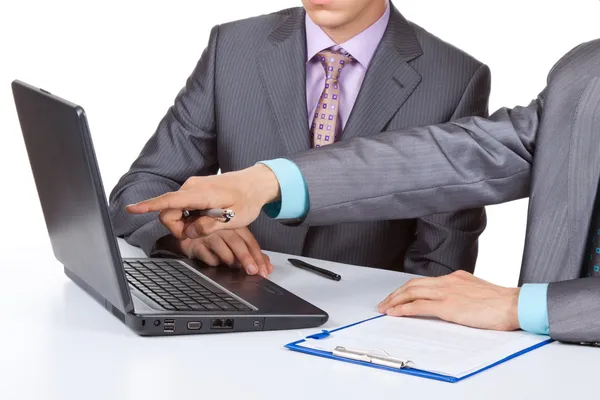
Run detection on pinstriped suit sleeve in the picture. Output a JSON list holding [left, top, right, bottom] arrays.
[[107, 26, 220, 256], [287, 95, 539, 224], [403, 64, 490, 277], [548, 277, 600, 343]]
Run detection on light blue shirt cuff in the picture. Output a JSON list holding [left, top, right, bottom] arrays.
[[257, 158, 309, 220], [518, 283, 550, 335]]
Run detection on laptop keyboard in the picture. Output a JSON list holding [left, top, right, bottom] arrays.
[[124, 260, 252, 312]]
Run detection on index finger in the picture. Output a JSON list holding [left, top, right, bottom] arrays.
[[125, 190, 207, 214]]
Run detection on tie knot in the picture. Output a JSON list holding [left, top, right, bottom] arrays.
[[316, 49, 354, 82]]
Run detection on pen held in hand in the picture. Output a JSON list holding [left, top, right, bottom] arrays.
[[288, 258, 341, 281], [182, 209, 236, 223]]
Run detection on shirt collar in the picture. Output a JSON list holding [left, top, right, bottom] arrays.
[[305, 1, 390, 68]]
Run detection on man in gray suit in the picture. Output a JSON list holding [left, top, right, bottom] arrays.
[[110, 0, 490, 279], [127, 39, 600, 344]]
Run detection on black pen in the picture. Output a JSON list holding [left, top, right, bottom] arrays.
[[288, 258, 341, 281]]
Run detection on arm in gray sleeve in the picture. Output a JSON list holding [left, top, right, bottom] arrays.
[[108, 26, 220, 256], [288, 94, 543, 226]]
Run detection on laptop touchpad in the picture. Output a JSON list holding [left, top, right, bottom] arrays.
[[227, 280, 283, 296]]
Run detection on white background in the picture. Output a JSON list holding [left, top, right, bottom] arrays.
[[1, 0, 598, 287]]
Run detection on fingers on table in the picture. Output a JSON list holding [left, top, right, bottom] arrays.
[[386, 300, 440, 318], [379, 277, 443, 308]]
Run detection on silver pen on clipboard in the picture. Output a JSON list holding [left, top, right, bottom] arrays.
[[332, 346, 413, 369]]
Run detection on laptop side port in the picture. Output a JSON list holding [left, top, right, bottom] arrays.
[[211, 318, 234, 329], [187, 321, 202, 330], [163, 319, 175, 333]]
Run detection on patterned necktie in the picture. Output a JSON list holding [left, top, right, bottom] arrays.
[[310, 49, 354, 148]]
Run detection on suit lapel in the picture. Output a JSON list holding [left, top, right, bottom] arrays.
[[568, 77, 600, 277], [257, 9, 311, 154], [341, 6, 423, 141]]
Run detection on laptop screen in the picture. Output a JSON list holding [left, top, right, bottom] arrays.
[[12, 80, 133, 314]]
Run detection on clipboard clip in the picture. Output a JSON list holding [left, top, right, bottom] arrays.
[[307, 330, 330, 340], [332, 346, 413, 369]]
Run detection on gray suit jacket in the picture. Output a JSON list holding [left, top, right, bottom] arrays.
[[287, 39, 600, 344], [108, 5, 491, 275]]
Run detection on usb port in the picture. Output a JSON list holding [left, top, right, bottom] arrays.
[[164, 326, 175, 333], [164, 319, 175, 325]]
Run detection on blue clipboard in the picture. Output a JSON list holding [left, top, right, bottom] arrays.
[[285, 315, 553, 383]]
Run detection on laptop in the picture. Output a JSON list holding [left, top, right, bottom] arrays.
[[12, 79, 328, 336]]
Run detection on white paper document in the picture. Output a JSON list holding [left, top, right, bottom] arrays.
[[298, 315, 550, 378]]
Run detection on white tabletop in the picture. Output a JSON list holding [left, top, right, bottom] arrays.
[[1, 239, 597, 400]]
